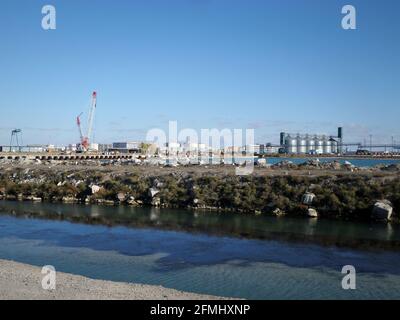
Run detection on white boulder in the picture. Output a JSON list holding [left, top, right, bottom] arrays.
[[372, 200, 393, 221], [91, 185, 101, 194], [307, 208, 318, 218]]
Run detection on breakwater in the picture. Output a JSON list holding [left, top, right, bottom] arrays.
[[0, 163, 399, 222]]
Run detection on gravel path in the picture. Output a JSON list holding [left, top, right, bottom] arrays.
[[0, 259, 225, 300]]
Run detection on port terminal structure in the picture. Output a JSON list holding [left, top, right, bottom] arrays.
[[1, 150, 400, 162], [0, 152, 135, 161]]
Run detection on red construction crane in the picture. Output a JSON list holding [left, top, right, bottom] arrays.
[[76, 91, 97, 152]]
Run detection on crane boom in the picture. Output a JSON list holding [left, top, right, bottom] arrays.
[[86, 91, 97, 145], [76, 112, 84, 142], [75, 91, 97, 152]]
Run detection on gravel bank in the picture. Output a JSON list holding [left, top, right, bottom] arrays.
[[0, 259, 226, 300]]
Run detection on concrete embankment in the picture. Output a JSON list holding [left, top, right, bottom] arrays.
[[0, 259, 226, 300]]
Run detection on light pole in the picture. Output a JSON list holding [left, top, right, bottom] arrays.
[[392, 136, 395, 152], [369, 134, 372, 152]]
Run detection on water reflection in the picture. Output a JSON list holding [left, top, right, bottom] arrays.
[[1, 201, 400, 299], [0, 200, 399, 251]]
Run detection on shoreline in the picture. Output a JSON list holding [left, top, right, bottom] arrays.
[[259, 154, 400, 160], [0, 163, 399, 223], [1, 194, 398, 225], [0, 259, 227, 300]]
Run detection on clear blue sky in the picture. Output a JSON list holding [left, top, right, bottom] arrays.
[[0, 0, 399, 146]]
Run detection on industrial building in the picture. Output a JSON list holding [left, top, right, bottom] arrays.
[[280, 127, 343, 155], [110, 141, 142, 154], [263, 144, 281, 154]]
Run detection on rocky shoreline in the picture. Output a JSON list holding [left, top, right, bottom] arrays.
[[0, 161, 399, 223]]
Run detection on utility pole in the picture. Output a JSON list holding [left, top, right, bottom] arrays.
[[369, 134, 372, 152], [392, 136, 395, 152]]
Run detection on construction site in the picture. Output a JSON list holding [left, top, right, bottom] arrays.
[[1, 91, 135, 162]]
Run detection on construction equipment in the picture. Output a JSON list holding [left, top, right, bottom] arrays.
[[10, 129, 22, 152], [76, 91, 97, 152]]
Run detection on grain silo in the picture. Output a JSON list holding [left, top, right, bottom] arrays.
[[280, 128, 341, 155], [298, 135, 307, 154]]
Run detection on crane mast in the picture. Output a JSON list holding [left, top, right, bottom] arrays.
[[76, 91, 97, 152]]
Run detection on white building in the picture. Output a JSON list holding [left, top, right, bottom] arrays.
[[183, 142, 208, 153], [111, 141, 141, 153], [264, 145, 280, 154], [243, 144, 261, 154]]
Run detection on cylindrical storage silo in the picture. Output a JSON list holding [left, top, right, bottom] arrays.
[[315, 137, 324, 154], [286, 135, 298, 154], [306, 136, 316, 154], [324, 140, 332, 154], [298, 136, 307, 154]]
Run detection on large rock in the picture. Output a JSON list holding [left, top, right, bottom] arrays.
[[26, 196, 42, 202], [256, 159, 267, 167], [62, 196, 78, 203], [151, 197, 161, 207], [272, 208, 286, 216], [305, 159, 320, 167], [372, 200, 393, 221], [127, 196, 139, 206], [302, 192, 316, 205], [330, 161, 342, 170], [149, 188, 160, 198], [117, 192, 127, 202], [91, 185, 101, 194], [307, 208, 318, 218], [343, 160, 356, 171]]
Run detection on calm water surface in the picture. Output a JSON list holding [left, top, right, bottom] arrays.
[[0, 201, 399, 299], [180, 156, 400, 167], [266, 157, 400, 167]]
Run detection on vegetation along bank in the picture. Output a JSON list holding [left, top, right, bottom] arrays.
[[0, 164, 399, 223]]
